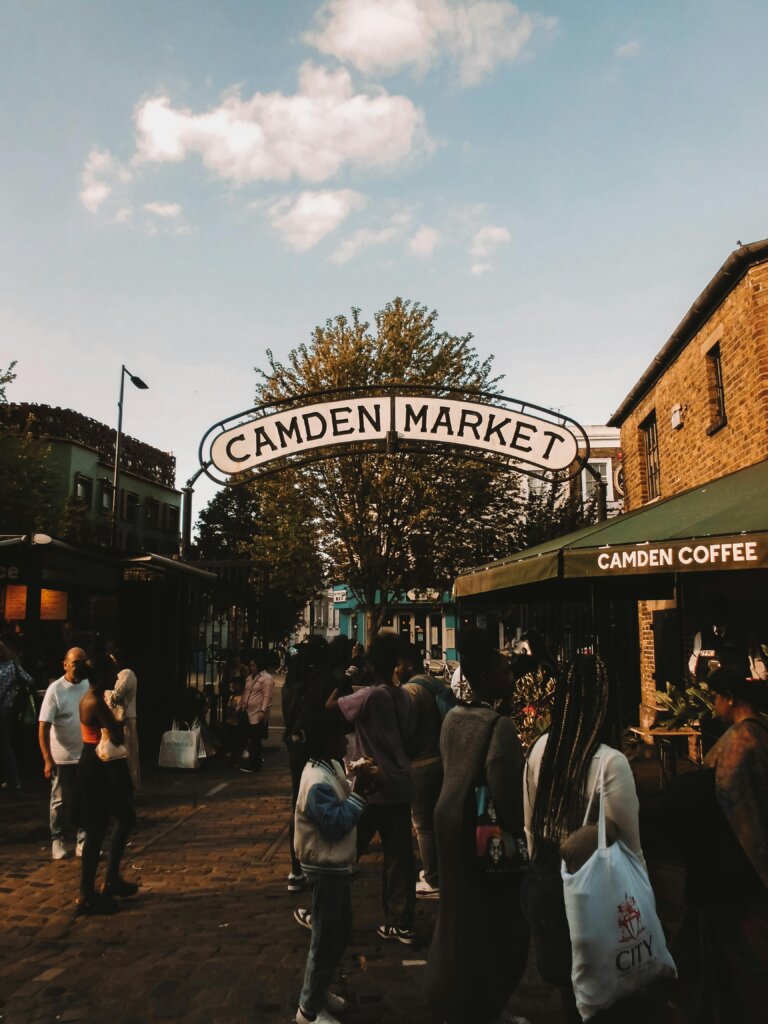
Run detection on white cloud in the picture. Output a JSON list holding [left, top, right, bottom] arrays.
[[144, 201, 182, 218], [409, 225, 440, 257], [615, 39, 641, 59], [133, 63, 427, 184], [331, 210, 412, 263], [79, 148, 132, 214], [471, 261, 492, 276], [470, 224, 510, 257], [469, 224, 510, 273], [305, 0, 556, 85], [267, 189, 366, 250]]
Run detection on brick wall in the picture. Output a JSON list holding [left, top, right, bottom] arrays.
[[637, 602, 656, 709], [618, 259, 768, 708], [620, 261, 768, 510]]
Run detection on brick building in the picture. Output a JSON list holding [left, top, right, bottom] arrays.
[[453, 239, 768, 731], [611, 240, 768, 509], [608, 238, 768, 708]]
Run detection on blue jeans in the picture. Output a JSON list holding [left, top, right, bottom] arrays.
[[50, 763, 85, 844], [298, 871, 352, 1016], [411, 760, 444, 889]]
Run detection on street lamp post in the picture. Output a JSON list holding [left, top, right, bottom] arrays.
[[180, 463, 211, 560], [112, 365, 149, 548]]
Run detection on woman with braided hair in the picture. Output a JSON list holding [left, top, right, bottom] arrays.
[[522, 654, 645, 1023]]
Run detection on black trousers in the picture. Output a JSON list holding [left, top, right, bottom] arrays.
[[246, 722, 266, 771], [356, 802, 415, 930], [77, 746, 136, 898]]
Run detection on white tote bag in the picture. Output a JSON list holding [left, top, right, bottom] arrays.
[[158, 720, 200, 770], [561, 755, 676, 1021]]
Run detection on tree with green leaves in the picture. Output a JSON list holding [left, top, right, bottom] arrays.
[[253, 298, 549, 638], [0, 362, 63, 535], [196, 473, 325, 645]]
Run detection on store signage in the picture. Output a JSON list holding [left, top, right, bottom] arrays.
[[201, 391, 586, 484], [568, 535, 768, 576], [40, 589, 67, 621], [333, 589, 348, 603], [406, 588, 441, 602], [4, 585, 27, 619]]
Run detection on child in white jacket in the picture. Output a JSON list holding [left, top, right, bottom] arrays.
[[293, 717, 376, 1024]]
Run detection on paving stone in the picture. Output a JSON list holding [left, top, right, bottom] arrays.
[[0, 684, 682, 1024]]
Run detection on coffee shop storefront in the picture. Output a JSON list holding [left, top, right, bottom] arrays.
[[453, 459, 768, 729]]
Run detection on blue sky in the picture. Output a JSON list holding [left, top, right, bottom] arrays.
[[3, 0, 768, 516]]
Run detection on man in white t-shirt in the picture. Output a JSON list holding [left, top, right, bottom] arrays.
[[38, 648, 90, 860]]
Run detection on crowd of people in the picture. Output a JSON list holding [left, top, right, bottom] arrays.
[[0, 625, 766, 1023], [282, 628, 767, 1024]]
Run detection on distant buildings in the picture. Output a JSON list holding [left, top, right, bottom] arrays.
[[1, 402, 181, 554]]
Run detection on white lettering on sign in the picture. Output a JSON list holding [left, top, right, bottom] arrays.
[[595, 540, 760, 572], [207, 395, 579, 477], [0, 566, 20, 580], [406, 588, 441, 602]]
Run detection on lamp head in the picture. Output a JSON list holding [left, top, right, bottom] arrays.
[[129, 374, 149, 390]]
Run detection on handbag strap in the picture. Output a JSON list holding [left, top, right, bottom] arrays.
[[580, 749, 608, 851]]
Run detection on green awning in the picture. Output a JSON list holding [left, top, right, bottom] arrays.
[[453, 458, 768, 598]]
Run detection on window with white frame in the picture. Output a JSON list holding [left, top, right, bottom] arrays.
[[581, 460, 613, 504]]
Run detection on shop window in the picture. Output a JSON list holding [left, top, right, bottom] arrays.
[[706, 343, 727, 434], [74, 475, 93, 509], [641, 411, 661, 500], [145, 498, 161, 529], [124, 491, 140, 523]]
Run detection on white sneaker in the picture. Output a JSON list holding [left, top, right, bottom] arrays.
[[295, 1007, 341, 1024], [52, 838, 67, 860], [415, 869, 439, 899]]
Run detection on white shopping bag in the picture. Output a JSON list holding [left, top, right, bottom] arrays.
[[158, 720, 200, 770], [562, 756, 676, 1021]]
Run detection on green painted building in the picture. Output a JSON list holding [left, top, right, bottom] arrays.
[[4, 403, 181, 554]]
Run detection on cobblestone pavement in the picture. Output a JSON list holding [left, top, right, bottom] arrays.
[[0, 686, 680, 1024]]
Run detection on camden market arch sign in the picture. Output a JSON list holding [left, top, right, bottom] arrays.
[[198, 385, 590, 486]]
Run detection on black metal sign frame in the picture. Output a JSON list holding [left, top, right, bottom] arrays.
[[198, 384, 591, 487]]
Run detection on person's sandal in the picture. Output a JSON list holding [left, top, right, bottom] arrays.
[[294, 907, 312, 929]]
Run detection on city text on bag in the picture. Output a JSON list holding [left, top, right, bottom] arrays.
[[561, 754, 676, 1021]]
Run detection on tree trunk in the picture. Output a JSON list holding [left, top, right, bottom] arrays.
[[364, 605, 377, 645]]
